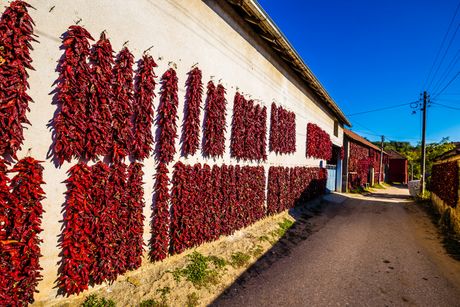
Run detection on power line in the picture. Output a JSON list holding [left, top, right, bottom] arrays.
[[432, 70, 460, 99], [431, 48, 460, 94], [432, 101, 460, 110], [346, 101, 418, 116], [428, 23, 460, 90], [425, 0, 460, 90]]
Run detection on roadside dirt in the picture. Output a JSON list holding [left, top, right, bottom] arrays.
[[37, 198, 323, 307]]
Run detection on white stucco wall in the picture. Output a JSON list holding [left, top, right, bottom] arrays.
[[1, 0, 344, 302]]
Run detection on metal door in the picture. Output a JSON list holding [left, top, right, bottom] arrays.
[[326, 165, 336, 193]]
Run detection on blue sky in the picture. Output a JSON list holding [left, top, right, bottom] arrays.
[[258, 0, 460, 144]]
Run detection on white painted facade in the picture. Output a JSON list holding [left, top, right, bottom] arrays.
[[1, 0, 345, 302]]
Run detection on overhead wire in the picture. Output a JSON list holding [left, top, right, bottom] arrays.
[[425, 0, 460, 90], [346, 101, 418, 116], [431, 48, 460, 94], [432, 70, 460, 99]]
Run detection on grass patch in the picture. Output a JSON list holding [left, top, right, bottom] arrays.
[[258, 235, 270, 243], [172, 252, 227, 289], [81, 295, 115, 307], [139, 299, 168, 307], [371, 183, 386, 189], [275, 218, 294, 237], [186, 292, 200, 307], [230, 251, 251, 268], [249, 244, 264, 258]]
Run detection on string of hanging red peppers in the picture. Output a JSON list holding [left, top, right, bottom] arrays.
[[230, 92, 267, 161], [269, 103, 296, 154], [170, 162, 265, 255], [0, 158, 45, 305], [181, 67, 203, 156], [54, 26, 93, 165], [132, 54, 157, 161], [203, 81, 227, 157], [0, 1, 36, 159], [431, 162, 459, 208], [150, 68, 179, 261], [111, 48, 135, 162], [58, 161, 145, 295], [267, 166, 327, 215], [306, 123, 332, 160], [85, 32, 114, 160]]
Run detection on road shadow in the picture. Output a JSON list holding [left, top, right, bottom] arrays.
[[210, 193, 346, 306]]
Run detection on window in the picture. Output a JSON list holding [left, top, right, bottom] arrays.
[[334, 120, 339, 137]]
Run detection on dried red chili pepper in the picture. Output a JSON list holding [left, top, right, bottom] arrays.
[[58, 163, 93, 295], [1, 157, 45, 305], [132, 54, 157, 160], [156, 68, 179, 164], [111, 48, 134, 162], [269, 104, 296, 154], [150, 162, 170, 261], [53, 25, 94, 165], [181, 67, 203, 157], [203, 82, 227, 157], [306, 123, 332, 160], [0, 1, 36, 159], [230, 93, 266, 160], [125, 162, 145, 270], [170, 163, 266, 254], [85, 32, 114, 160]]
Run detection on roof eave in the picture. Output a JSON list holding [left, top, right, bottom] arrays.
[[226, 0, 351, 127]]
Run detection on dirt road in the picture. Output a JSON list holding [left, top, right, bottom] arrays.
[[212, 186, 460, 307]]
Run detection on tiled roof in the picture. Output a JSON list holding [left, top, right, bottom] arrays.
[[344, 129, 384, 153]]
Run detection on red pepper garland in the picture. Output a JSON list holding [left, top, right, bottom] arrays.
[[150, 163, 170, 261], [170, 163, 266, 254], [267, 166, 327, 215], [269, 103, 278, 152], [0, 159, 11, 305], [203, 82, 227, 157], [58, 163, 93, 295], [125, 162, 145, 270], [59, 161, 146, 295], [230, 93, 245, 158], [0, 158, 45, 305], [85, 32, 114, 160], [111, 47, 135, 162], [0, 1, 36, 159], [132, 54, 157, 160], [348, 142, 370, 190], [102, 162, 128, 280], [54, 26, 94, 165], [156, 68, 179, 164], [230, 93, 267, 161], [181, 67, 203, 157], [431, 162, 459, 208], [306, 123, 332, 160], [89, 162, 115, 284]]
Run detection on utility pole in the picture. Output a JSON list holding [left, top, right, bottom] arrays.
[[379, 135, 384, 184], [420, 91, 428, 195]]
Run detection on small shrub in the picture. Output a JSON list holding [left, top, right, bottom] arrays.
[[230, 252, 251, 268], [186, 292, 200, 307], [172, 252, 226, 289], [81, 295, 115, 307]]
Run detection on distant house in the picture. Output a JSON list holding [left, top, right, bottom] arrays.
[[342, 129, 389, 191], [387, 150, 408, 184]]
